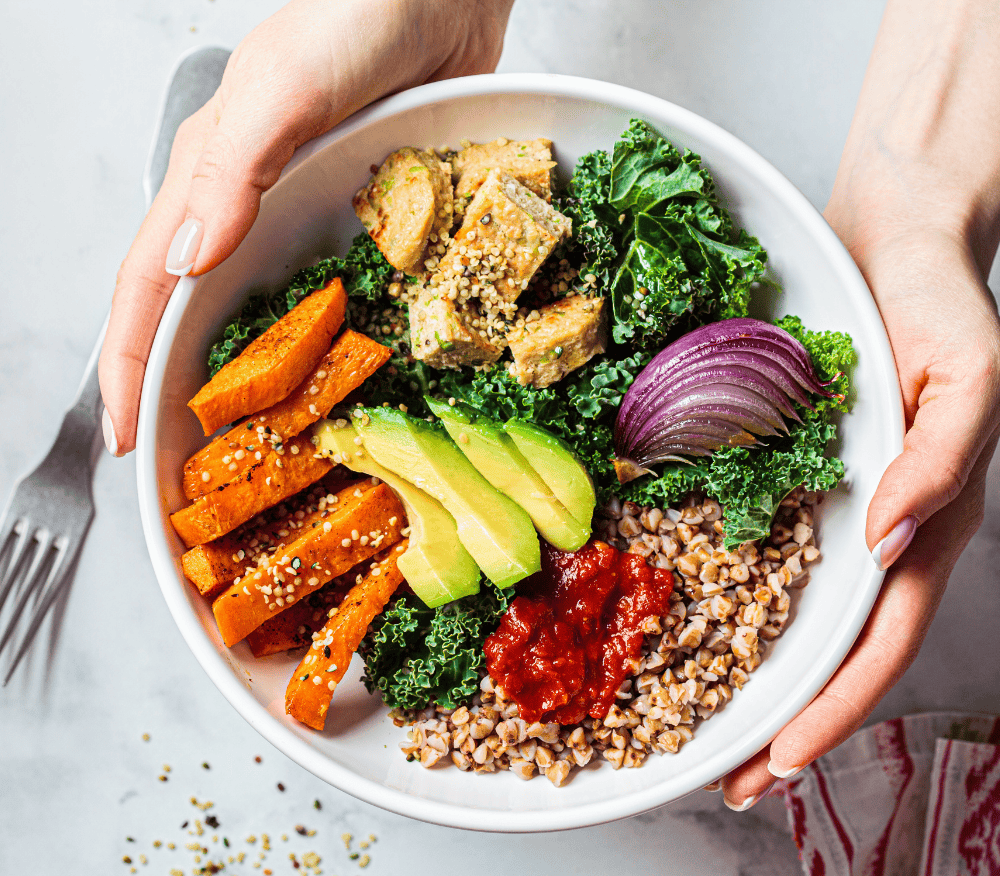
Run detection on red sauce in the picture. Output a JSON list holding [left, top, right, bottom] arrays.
[[484, 540, 676, 725]]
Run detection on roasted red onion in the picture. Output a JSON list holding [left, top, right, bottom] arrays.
[[613, 318, 839, 483]]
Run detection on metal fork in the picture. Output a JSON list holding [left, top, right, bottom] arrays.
[[0, 46, 232, 686], [0, 331, 104, 684]]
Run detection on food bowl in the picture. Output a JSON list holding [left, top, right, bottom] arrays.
[[136, 73, 903, 831]]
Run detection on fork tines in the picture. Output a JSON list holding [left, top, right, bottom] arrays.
[[0, 517, 76, 685]]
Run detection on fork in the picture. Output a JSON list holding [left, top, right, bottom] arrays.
[[0, 46, 232, 686], [0, 328, 104, 684]]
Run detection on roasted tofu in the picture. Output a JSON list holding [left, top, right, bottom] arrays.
[[352, 147, 453, 275], [409, 287, 503, 369], [451, 137, 556, 206], [434, 169, 571, 310], [507, 295, 608, 388]]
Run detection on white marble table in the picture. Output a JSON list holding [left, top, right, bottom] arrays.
[[2, 1, 998, 873]]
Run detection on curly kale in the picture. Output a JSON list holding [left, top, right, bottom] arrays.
[[605, 120, 767, 350], [360, 581, 512, 710]]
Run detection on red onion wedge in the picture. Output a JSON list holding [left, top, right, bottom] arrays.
[[613, 318, 840, 483]]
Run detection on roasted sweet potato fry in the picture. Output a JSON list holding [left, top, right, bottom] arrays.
[[212, 482, 406, 647], [179, 473, 351, 598], [188, 278, 347, 435], [182, 329, 391, 499], [285, 540, 408, 730], [244, 556, 366, 658], [170, 431, 333, 548], [246, 592, 335, 658]]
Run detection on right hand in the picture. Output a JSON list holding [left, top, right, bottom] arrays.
[[99, 0, 514, 456]]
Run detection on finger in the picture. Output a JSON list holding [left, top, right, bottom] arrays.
[[98, 104, 217, 455], [719, 747, 774, 811], [762, 439, 992, 779], [866, 351, 1000, 564]]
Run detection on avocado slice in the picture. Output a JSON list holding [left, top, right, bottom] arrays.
[[426, 398, 590, 552], [503, 418, 597, 529], [353, 407, 540, 588], [315, 419, 480, 607]]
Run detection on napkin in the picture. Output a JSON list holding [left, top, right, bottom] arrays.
[[775, 712, 1000, 875]]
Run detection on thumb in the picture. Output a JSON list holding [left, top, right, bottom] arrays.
[[866, 360, 1000, 568]]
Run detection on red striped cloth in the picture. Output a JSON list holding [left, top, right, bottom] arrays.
[[775, 712, 1000, 875]]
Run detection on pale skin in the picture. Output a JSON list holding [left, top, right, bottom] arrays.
[[99, 0, 1000, 812]]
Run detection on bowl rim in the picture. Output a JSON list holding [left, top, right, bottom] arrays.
[[137, 71, 900, 832]]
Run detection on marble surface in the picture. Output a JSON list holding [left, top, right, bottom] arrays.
[[2, 1, 998, 873]]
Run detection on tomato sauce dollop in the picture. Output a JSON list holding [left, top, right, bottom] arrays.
[[484, 540, 676, 725]]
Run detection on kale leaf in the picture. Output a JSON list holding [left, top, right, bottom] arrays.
[[360, 581, 512, 710], [605, 120, 767, 350]]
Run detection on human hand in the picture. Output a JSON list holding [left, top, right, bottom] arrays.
[[717, 223, 1000, 810], [99, 0, 514, 456], [714, 0, 1000, 811]]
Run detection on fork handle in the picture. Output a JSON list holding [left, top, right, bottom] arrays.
[[71, 311, 110, 427]]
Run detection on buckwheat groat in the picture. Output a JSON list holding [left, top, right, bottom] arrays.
[[507, 295, 608, 388], [352, 147, 453, 275], [451, 137, 556, 206], [409, 287, 503, 369]]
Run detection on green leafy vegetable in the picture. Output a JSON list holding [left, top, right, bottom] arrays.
[[605, 120, 767, 350], [360, 581, 512, 710]]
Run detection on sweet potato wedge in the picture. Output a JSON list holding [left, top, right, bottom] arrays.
[[212, 482, 406, 647], [188, 278, 347, 435], [244, 558, 363, 658], [245, 590, 337, 658], [246, 582, 336, 657], [179, 473, 352, 598], [170, 430, 333, 548], [182, 329, 392, 500], [285, 540, 408, 730]]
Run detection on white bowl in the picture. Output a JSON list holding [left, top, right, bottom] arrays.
[[136, 74, 903, 832]]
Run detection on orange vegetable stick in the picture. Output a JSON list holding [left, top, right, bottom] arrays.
[[170, 431, 333, 548], [188, 278, 347, 435], [212, 482, 406, 647], [179, 474, 351, 598], [182, 329, 392, 499], [245, 592, 335, 658], [285, 540, 408, 730]]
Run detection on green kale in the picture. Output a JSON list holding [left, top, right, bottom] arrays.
[[360, 581, 512, 710], [605, 120, 767, 350], [534, 149, 621, 299], [775, 315, 855, 413], [206, 234, 394, 376]]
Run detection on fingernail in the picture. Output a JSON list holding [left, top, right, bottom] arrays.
[[165, 217, 203, 276], [767, 761, 803, 779], [704, 781, 721, 792], [102, 407, 122, 458], [724, 793, 758, 812], [871, 515, 917, 571]]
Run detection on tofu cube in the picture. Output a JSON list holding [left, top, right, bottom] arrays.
[[352, 147, 453, 275], [507, 296, 608, 388], [451, 137, 556, 206], [435, 169, 571, 310], [409, 288, 502, 370]]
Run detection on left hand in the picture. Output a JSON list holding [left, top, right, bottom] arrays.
[[718, 223, 1000, 809]]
